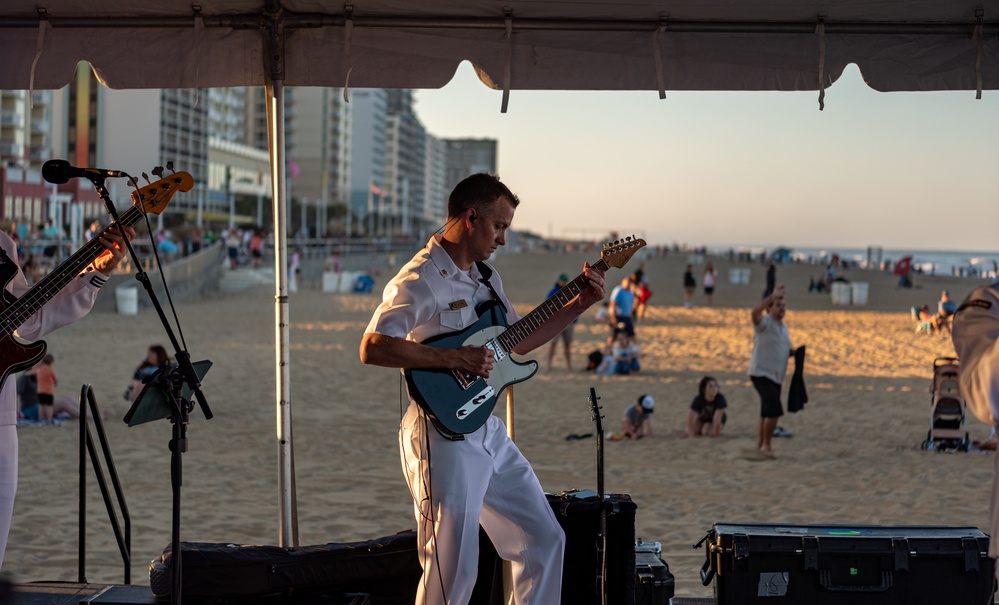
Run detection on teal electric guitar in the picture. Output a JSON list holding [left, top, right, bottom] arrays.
[[405, 237, 646, 435]]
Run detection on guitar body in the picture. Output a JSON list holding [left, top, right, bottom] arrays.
[[0, 254, 47, 387], [405, 301, 538, 435]]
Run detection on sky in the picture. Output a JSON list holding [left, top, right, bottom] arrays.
[[413, 62, 998, 253]]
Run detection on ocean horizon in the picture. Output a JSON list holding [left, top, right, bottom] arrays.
[[710, 244, 999, 278]]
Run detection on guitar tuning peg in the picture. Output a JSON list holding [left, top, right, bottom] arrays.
[[141, 172, 151, 183], [151, 166, 164, 177], [166, 161, 175, 172]]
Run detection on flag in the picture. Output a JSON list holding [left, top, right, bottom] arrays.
[[370, 181, 382, 195], [287, 159, 300, 179]]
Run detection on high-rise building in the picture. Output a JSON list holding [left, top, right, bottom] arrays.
[[384, 89, 426, 238], [423, 133, 448, 237], [0, 89, 54, 227], [288, 87, 351, 237], [348, 89, 387, 236], [444, 138, 497, 190]]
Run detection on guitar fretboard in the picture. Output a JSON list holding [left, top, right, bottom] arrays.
[[0, 205, 143, 334], [496, 258, 612, 352]]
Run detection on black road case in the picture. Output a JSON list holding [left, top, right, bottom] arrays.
[[635, 550, 674, 605], [698, 523, 995, 605]]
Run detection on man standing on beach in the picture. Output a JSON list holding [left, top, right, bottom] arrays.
[[0, 225, 135, 572], [359, 173, 606, 604], [749, 284, 791, 458], [951, 282, 999, 584]]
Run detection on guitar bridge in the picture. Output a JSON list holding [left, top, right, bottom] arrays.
[[451, 369, 478, 390]]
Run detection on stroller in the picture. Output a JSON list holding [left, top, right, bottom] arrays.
[[920, 357, 971, 452]]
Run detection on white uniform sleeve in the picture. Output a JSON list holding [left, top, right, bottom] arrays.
[[3, 235, 101, 343], [365, 270, 437, 340]]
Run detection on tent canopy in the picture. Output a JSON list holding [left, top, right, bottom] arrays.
[[1, 0, 998, 94]]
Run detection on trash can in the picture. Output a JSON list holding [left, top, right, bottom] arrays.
[[728, 268, 742, 284], [740, 268, 752, 284], [116, 286, 138, 315], [851, 282, 870, 306], [830, 282, 851, 305]]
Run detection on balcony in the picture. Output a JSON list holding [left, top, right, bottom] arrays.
[[0, 142, 21, 156], [30, 120, 50, 133], [28, 147, 50, 161], [0, 112, 19, 126]]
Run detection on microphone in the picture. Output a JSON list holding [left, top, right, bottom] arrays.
[[42, 159, 129, 184]]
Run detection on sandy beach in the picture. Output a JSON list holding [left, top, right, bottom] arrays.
[[3, 247, 996, 599]]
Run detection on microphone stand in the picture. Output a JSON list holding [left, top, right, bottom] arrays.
[[90, 174, 212, 605]]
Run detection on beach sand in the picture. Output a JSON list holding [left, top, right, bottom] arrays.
[[3, 248, 995, 599]]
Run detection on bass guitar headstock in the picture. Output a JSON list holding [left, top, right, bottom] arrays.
[[131, 171, 194, 216], [601, 236, 647, 269]]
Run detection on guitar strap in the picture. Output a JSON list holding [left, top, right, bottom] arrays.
[[423, 262, 506, 442], [475, 261, 507, 314]]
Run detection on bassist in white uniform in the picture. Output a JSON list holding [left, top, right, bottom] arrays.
[[360, 173, 605, 604], [0, 225, 134, 572]]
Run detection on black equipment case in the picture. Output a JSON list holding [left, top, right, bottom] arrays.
[[635, 550, 674, 605], [149, 531, 421, 602], [698, 522, 995, 605], [548, 491, 638, 604], [472, 491, 639, 605]]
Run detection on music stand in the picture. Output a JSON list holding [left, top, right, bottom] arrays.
[[123, 359, 211, 605]]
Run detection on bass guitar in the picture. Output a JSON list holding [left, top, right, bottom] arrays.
[[0, 171, 192, 386], [405, 236, 646, 435]]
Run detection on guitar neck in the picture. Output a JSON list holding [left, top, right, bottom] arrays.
[[0, 205, 143, 334], [496, 257, 612, 352]]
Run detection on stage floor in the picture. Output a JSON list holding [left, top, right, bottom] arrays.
[[6, 582, 157, 605]]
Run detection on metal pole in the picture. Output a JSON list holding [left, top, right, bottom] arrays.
[[267, 79, 298, 548]]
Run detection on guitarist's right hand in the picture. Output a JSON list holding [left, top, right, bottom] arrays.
[[453, 345, 495, 378]]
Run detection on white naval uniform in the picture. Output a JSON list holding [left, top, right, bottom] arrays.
[[0, 231, 106, 571], [365, 235, 565, 605]]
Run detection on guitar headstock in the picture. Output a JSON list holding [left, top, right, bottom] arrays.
[[131, 171, 194, 215], [589, 387, 603, 434], [601, 236, 647, 269]]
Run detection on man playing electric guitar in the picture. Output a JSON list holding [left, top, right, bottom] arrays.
[[0, 223, 135, 572], [360, 173, 606, 605]]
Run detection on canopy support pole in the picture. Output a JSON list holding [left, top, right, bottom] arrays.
[[262, 4, 299, 548]]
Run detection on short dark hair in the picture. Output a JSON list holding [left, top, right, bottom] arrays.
[[698, 376, 717, 397], [447, 173, 519, 219]]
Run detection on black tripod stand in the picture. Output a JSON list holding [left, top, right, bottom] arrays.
[[84, 168, 211, 605]]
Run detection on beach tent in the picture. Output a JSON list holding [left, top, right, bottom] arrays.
[[2, 0, 998, 547]]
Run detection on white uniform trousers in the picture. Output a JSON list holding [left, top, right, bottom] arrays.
[[0, 425, 17, 572], [991, 448, 999, 585], [400, 403, 564, 605]]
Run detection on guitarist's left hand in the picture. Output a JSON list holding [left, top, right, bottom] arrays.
[[92, 226, 137, 277], [578, 261, 607, 309]]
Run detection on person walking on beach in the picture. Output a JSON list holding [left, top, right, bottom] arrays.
[[763, 260, 776, 299], [360, 173, 607, 605], [546, 273, 577, 370], [0, 224, 134, 572], [608, 274, 637, 342], [951, 282, 999, 583], [683, 264, 696, 308], [703, 262, 718, 306], [34, 354, 58, 425], [749, 284, 792, 459]]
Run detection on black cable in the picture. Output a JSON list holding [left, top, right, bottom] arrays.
[[399, 374, 447, 604]]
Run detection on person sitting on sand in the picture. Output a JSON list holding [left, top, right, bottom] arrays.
[[609, 329, 640, 375], [616, 394, 655, 440], [686, 376, 727, 438]]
